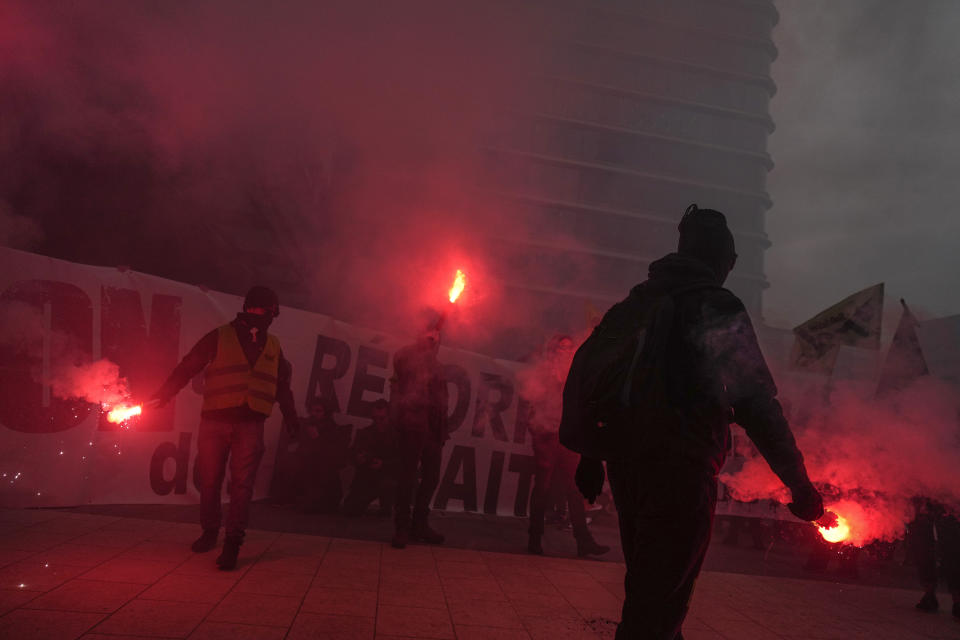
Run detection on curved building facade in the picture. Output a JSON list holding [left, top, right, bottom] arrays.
[[479, 0, 779, 343]]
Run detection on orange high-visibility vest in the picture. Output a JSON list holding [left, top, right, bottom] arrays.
[[202, 324, 280, 416]]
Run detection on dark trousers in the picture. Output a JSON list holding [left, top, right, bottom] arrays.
[[607, 458, 717, 640], [529, 433, 588, 540], [908, 504, 960, 593], [394, 429, 443, 529], [343, 469, 397, 516], [197, 418, 266, 541]]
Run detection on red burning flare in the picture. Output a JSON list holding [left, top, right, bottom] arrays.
[[104, 403, 143, 425], [448, 269, 466, 304]]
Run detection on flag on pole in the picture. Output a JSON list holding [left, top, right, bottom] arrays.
[[789, 283, 884, 374], [875, 299, 928, 396]]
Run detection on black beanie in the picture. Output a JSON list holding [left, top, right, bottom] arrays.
[[677, 203, 737, 267], [243, 286, 280, 317]]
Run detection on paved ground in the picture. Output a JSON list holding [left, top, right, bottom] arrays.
[[0, 508, 958, 639], [67, 502, 924, 591]]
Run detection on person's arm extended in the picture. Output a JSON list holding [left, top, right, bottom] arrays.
[[735, 394, 809, 491], [152, 330, 218, 403], [276, 350, 299, 434], [704, 294, 822, 519]]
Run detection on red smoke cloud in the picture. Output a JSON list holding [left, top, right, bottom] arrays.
[[0, 301, 132, 411], [1, 1, 588, 358], [723, 377, 960, 546], [48, 359, 130, 409]]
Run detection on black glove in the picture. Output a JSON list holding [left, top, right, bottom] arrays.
[[575, 457, 605, 504], [284, 416, 301, 437], [787, 481, 824, 522]]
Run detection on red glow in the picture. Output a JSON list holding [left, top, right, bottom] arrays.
[[448, 269, 466, 303]]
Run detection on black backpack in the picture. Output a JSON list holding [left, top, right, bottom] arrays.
[[559, 283, 716, 460]]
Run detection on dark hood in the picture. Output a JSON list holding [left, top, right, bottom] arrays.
[[636, 253, 722, 296]]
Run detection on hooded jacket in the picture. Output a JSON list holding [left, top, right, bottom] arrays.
[[605, 252, 810, 491]]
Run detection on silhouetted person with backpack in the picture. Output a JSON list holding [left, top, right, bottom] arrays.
[[562, 204, 824, 640]]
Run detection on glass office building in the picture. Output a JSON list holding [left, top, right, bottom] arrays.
[[479, 0, 780, 347]]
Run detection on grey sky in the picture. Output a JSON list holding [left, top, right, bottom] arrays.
[[765, 1, 960, 329]]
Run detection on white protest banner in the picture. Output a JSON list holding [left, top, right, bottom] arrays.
[[1, 246, 788, 522], [0, 247, 539, 515]]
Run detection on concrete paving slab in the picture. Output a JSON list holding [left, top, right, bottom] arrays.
[[1, 508, 958, 639]]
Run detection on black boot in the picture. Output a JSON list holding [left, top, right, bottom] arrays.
[[915, 592, 938, 612], [411, 521, 445, 545], [391, 526, 409, 549], [576, 535, 611, 557], [216, 537, 242, 571], [191, 529, 218, 553], [527, 534, 544, 555]]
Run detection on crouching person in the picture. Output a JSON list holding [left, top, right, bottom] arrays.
[[343, 399, 399, 516], [299, 396, 352, 514]]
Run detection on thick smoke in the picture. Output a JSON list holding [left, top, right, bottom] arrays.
[[0, 1, 598, 356], [704, 297, 960, 546], [723, 376, 960, 546], [0, 301, 131, 408], [516, 333, 581, 435], [47, 359, 131, 410]]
